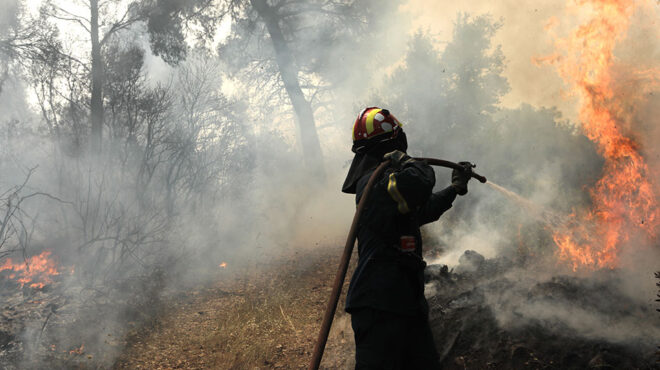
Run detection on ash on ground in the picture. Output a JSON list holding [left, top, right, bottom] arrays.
[[425, 250, 660, 369], [0, 274, 164, 369]]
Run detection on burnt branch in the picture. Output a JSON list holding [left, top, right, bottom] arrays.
[[0, 167, 68, 260]]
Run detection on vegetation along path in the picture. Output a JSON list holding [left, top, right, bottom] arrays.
[[114, 247, 356, 369]]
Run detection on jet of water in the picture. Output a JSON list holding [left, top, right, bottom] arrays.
[[486, 181, 566, 228]]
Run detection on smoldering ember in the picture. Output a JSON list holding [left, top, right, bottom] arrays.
[[0, 0, 658, 369]]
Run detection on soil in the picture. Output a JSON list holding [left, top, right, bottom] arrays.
[[114, 247, 660, 370], [114, 247, 356, 369]]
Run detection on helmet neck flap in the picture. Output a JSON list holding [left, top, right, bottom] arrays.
[[342, 131, 408, 194]]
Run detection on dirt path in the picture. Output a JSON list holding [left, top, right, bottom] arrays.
[[114, 247, 355, 369]]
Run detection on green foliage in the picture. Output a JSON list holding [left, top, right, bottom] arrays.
[[385, 15, 509, 157], [378, 14, 602, 256], [145, 0, 219, 65]]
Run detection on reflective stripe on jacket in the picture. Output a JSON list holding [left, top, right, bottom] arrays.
[[345, 159, 457, 316]]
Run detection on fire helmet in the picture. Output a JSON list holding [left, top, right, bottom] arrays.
[[351, 107, 404, 153]]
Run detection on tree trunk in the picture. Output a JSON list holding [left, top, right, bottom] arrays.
[[250, 0, 325, 179], [90, 0, 103, 149]]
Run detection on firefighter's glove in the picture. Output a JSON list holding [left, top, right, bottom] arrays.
[[451, 161, 474, 196], [383, 150, 413, 171]]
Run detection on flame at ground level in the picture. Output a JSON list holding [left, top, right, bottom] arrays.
[[0, 251, 60, 288]]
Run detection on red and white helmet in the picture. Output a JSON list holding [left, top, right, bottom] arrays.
[[352, 107, 403, 153]]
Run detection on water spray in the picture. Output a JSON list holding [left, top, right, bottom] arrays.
[[308, 157, 486, 370], [486, 182, 566, 228]]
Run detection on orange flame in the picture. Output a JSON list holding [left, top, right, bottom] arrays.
[[542, 0, 660, 270], [69, 343, 84, 355], [0, 251, 60, 288], [219, 262, 227, 268]]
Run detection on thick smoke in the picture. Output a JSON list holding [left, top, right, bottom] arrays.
[[0, 0, 658, 367], [378, 3, 659, 350], [483, 267, 660, 347], [226, 0, 660, 353]]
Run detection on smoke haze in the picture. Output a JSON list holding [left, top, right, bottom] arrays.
[[0, 0, 658, 367]]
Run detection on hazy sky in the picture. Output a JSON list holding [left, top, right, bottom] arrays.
[[402, 0, 575, 115], [401, 0, 658, 122], [9, 0, 658, 137]]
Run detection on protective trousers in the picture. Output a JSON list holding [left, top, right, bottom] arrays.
[[351, 308, 441, 370]]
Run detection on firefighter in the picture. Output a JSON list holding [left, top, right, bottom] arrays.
[[342, 107, 472, 369]]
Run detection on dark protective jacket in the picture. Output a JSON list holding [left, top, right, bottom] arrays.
[[344, 159, 457, 316]]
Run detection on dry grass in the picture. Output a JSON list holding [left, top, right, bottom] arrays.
[[114, 247, 355, 369]]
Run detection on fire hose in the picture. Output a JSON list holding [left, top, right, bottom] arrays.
[[308, 157, 486, 370]]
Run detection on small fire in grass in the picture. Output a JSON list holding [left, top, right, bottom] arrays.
[[0, 251, 60, 289], [69, 343, 84, 355], [219, 262, 227, 268]]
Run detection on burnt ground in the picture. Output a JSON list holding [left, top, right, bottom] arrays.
[[3, 246, 659, 369], [0, 245, 357, 369], [114, 248, 659, 370], [115, 249, 659, 369], [426, 252, 660, 369]]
